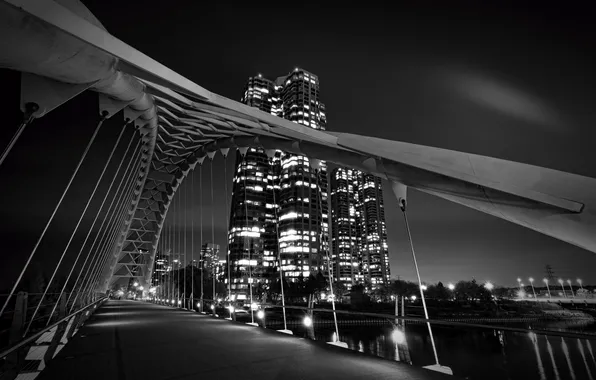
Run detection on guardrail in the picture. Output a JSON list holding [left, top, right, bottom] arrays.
[[0, 293, 106, 379], [150, 296, 596, 380]]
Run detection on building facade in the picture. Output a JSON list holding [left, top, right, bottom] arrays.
[[150, 254, 170, 287], [330, 167, 390, 289], [228, 69, 329, 301]]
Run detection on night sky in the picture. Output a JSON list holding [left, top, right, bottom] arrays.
[[1, 2, 595, 290]]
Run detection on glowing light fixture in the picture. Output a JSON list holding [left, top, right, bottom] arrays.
[[391, 329, 406, 344], [257, 310, 265, 319], [303, 316, 313, 327]]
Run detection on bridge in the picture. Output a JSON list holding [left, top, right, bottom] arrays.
[[1, 1, 596, 379]]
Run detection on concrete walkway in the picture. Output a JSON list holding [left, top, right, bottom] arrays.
[[38, 300, 453, 380]]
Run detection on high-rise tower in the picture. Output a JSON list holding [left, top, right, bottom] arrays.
[[228, 68, 328, 301], [330, 167, 390, 289]]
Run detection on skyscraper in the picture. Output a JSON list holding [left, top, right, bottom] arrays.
[[330, 167, 390, 289], [228, 68, 328, 301]]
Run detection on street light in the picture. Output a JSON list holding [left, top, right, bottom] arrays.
[[447, 283, 455, 291], [566, 280, 575, 298], [543, 278, 552, 298], [558, 279, 567, 298], [421, 285, 428, 291], [528, 278, 537, 299], [517, 278, 522, 292], [303, 316, 313, 327], [138, 286, 144, 291], [133, 282, 139, 287], [484, 282, 494, 291], [577, 279, 584, 291]]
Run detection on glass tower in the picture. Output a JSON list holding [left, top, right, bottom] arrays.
[[330, 167, 390, 289], [228, 68, 328, 301]]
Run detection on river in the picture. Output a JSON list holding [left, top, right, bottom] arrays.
[[284, 319, 596, 380]]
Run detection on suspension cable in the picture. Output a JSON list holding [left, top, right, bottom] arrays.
[[401, 200, 442, 367], [241, 150, 255, 324], [65, 138, 140, 308], [81, 171, 138, 300], [69, 144, 142, 310], [191, 165, 195, 307], [0, 102, 39, 169], [0, 115, 106, 318], [269, 152, 288, 331], [184, 174, 188, 308], [36, 123, 128, 326], [316, 165, 340, 341], [174, 186, 179, 305], [210, 157, 216, 314], [222, 151, 231, 302], [199, 163, 204, 309]]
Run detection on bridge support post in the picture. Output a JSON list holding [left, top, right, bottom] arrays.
[[3, 292, 28, 380], [44, 295, 68, 362]]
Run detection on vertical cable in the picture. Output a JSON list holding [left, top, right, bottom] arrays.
[[0, 115, 106, 317], [184, 175, 187, 308], [316, 167, 340, 341], [66, 138, 140, 309], [223, 153, 231, 302], [0, 102, 39, 169], [401, 203, 441, 367], [210, 158, 216, 314], [199, 164, 204, 309], [241, 152, 255, 324], [191, 166, 195, 308], [39, 124, 127, 325], [269, 153, 288, 331]]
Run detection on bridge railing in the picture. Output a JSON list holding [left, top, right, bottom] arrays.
[[150, 296, 596, 380], [0, 292, 106, 380]]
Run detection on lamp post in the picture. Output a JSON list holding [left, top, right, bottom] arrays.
[[517, 278, 522, 292], [448, 283, 455, 300], [577, 279, 584, 291], [558, 279, 567, 298], [528, 278, 537, 299], [543, 278, 552, 298], [566, 280, 575, 298]]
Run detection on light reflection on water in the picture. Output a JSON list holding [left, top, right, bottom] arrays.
[[289, 320, 596, 380]]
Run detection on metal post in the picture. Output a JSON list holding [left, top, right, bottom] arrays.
[[4, 292, 28, 378], [44, 295, 67, 362]]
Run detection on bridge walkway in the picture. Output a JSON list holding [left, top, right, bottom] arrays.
[[36, 300, 453, 380]]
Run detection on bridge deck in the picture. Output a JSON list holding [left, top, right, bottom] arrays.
[[38, 300, 452, 380]]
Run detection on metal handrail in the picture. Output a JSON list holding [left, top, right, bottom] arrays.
[[0, 297, 107, 360], [262, 304, 596, 341], [149, 297, 596, 340]]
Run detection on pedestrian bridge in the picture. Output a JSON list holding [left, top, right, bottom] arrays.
[[1, 1, 596, 379], [35, 300, 449, 380]]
